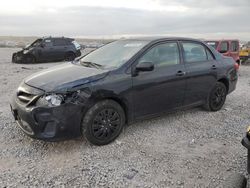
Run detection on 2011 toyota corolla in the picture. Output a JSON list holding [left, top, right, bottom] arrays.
[[10, 37, 238, 145]]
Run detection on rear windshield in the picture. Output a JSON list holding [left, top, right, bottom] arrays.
[[79, 40, 149, 69], [205, 41, 219, 49], [72, 41, 81, 50]]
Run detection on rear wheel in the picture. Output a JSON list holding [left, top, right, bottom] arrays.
[[81, 100, 125, 145], [65, 52, 76, 61], [204, 82, 227, 111]]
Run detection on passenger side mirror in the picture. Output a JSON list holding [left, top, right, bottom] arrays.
[[136, 62, 154, 72]]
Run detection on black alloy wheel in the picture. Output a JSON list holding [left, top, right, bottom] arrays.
[[82, 100, 125, 145], [92, 108, 121, 140], [206, 82, 227, 111]]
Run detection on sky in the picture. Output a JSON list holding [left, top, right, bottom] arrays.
[[0, 0, 250, 40]]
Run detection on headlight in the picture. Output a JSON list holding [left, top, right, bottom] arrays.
[[23, 50, 29, 54], [36, 94, 64, 107], [247, 126, 250, 133], [45, 94, 64, 106]]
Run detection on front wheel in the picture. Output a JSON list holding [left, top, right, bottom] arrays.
[[25, 55, 36, 64], [204, 82, 227, 111], [82, 100, 125, 145]]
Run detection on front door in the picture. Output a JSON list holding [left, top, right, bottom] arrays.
[[132, 41, 186, 119], [38, 39, 55, 61]]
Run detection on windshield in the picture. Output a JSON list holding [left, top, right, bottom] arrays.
[[79, 40, 149, 69], [205, 41, 219, 49], [26, 39, 43, 49]]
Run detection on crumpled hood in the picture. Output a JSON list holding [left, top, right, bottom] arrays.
[[24, 62, 109, 92]]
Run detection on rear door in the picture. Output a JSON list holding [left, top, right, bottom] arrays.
[[132, 41, 187, 118], [53, 38, 68, 60], [181, 41, 218, 106]]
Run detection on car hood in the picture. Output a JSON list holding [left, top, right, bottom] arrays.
[[24, 62, 109, 92]]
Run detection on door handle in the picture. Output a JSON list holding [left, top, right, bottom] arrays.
[[211, 65, 217, 70], [176, 71, 185, 76]]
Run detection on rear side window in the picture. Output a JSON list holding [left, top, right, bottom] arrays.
[[53, 39, 67, 46], [182, 42, 207, 63], [231, 41, 239, 52], [138, 42, 180, 67], [72, 41, 81, 50], [220, 41, 229, 53]]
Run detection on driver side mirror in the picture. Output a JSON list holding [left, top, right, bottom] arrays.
[[136, 62, 154, 72]]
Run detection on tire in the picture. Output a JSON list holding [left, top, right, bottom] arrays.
[[204, 82, 227, 111], [65, 52, 76, 61], [223, 173, 247, 188], [81, 100, 125, 145], [25, 55, 35, 64]]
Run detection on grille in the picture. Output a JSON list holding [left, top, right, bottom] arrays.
[[16, 83, 43, 106]]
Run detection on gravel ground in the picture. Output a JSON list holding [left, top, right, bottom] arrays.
[[0, 48, 250, 187]]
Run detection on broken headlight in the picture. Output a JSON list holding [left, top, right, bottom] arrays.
[[36, 94, 64, 107]]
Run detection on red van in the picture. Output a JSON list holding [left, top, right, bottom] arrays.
[[205, 40, 240, 64]]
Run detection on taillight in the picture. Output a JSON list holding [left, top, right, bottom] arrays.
[[234, 63, 239, 71]]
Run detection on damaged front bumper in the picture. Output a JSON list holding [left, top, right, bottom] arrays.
[[10, 83, 89, 141], [10, 99, 83, 141], [12, 52, 25, 63]]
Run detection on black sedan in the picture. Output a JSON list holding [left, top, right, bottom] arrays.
[[10, 37, 238, 145]]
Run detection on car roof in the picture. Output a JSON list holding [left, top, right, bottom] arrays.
[[121, 36, 203, 43], [42, 36, 74, 41], [205, 39, 239, 42]]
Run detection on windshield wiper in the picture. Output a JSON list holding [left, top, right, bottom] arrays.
[[80, 61, 103, 69]]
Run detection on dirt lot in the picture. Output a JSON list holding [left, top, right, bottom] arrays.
[[0, 48, 250, 187]]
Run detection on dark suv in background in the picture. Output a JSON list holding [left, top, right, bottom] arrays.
[[12, 37, 81, 63]]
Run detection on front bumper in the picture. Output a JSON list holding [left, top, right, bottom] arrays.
[[12, 52, 24, 63], [10, 97, 83, 141]]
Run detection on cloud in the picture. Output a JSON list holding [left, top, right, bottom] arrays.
[[0, 0, 249, 40]]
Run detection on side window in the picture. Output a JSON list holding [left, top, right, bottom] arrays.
[[231, 41, 239, 52], [54, 39, 67, 46], [138, 42, 180, 67], [43, 39, 53, 47], [182, 42, 207, 63], [220, 41, 229, 53]]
